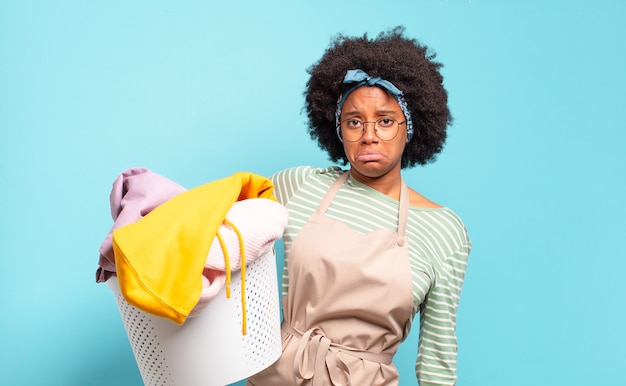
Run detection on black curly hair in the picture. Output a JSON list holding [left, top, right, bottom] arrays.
[[304, 26, 452, 168]]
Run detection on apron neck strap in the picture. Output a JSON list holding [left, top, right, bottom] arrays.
[[315, 172, 349, 215], [397, 180, 409, 237]]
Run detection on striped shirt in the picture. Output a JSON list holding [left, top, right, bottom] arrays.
[[271, 166, 471, 385]]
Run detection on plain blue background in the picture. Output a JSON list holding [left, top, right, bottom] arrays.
[[1, 1, 624, 385]]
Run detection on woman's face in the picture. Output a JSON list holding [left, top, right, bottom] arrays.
[[339, 86, 407, 181]]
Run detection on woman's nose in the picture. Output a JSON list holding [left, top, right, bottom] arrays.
[[361, 122, 379, 142]]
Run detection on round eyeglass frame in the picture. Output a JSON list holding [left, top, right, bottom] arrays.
[[336, 118, 407, 143]]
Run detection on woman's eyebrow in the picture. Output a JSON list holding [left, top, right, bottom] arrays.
[[342, 109, 400, 118], [343, 110, 361, 118], [376, 109, 401, 116]]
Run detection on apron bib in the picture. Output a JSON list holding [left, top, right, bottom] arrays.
[[248, 172, 414, 386]]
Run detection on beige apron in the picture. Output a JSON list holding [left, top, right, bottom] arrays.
[[248, 172, 414, 385]]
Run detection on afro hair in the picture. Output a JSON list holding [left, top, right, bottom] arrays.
[[304, 26, 452, 168]]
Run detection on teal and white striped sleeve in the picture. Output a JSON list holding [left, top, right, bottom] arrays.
[[270, 166, 316, 206], [416, 241, 471, 385]]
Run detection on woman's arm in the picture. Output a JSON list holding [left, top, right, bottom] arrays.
[[416, 242, 471, 385]]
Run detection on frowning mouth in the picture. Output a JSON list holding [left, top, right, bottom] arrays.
[[356, 151, 384, 162]]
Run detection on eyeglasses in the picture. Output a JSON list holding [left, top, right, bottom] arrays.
[[336, 117, 406, 143]]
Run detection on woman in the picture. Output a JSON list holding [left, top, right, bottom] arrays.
[[248, 26, 471, 386]]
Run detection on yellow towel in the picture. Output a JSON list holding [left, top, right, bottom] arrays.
[[112, 172, 275, 324]]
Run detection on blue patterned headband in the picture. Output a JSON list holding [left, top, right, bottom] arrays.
[[335, 69, 414, 141]]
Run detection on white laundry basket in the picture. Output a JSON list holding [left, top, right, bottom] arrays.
[[107, 248, 282, 386]]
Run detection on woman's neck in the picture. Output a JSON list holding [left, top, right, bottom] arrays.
[[348, 169, 403, 200]]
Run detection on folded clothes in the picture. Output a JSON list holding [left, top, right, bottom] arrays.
[[98, 168, 287, 325]]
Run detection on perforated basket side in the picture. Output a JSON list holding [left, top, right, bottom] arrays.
[[108, 248, 282, 386], [234, 248, 282, 371], [114, 291, 174, 385]]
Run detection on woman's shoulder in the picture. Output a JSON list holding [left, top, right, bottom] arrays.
[[270, 165, 344, 205], [405, 187, 470, 241], [408, 202, 471, 248], [271, 165, 344, 186], [408, 188, 443, 209]]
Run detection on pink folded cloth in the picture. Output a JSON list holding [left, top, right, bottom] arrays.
[[97, 168, 186, 283], [190, 197, 288, 317]]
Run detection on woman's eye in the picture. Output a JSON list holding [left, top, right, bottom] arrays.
[[346, 119, 362, 128], [378, 118, 394, 127]]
